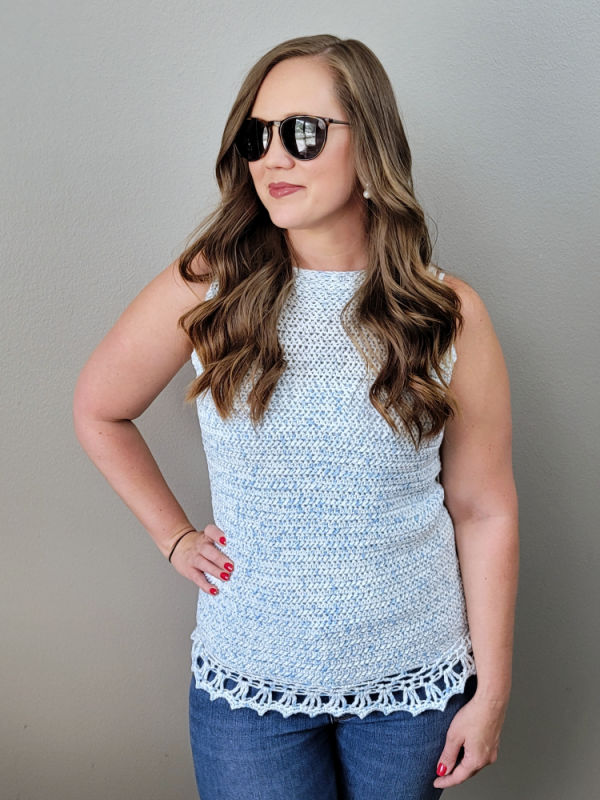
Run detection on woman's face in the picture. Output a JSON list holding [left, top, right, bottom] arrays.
[[247, 57, 361, 235]]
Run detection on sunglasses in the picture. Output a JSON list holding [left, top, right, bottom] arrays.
[[234, 115, 351, 162]]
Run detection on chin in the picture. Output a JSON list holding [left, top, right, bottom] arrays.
[[265, 211, 309, 230]]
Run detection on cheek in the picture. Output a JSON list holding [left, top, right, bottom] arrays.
[[314, 157, 356, 202], [248, 165, 260, 187], [323, 145, 355, 189]]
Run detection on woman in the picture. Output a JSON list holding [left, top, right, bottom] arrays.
[[73, 34, 519, 800]]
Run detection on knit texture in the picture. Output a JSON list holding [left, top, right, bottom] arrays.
[[189, 264, 476, 718]]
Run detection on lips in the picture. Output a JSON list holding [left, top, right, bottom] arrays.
[[268, 182, 303, 198], [269, 182, 302, 190]]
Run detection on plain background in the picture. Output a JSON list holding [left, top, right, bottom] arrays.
[[2, 1, 599, 798]]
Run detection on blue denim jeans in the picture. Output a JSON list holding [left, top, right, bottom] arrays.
[[189, 671, 477, 799]]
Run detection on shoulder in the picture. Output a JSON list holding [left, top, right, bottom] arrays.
[[437, 272, 509, 426], [73, 253, 215, 421], [436, 271, 495, 360], [438, 272, 483, 319]]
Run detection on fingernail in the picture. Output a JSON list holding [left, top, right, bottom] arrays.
[[220, 572, 230, 580], [224, 562, 234, 572], [219, 536, 227, 544], [437, 763, 447, 776], [210, 588, 218, 595]]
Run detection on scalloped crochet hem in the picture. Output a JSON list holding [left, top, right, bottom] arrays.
[[190, 635, 477, 719]]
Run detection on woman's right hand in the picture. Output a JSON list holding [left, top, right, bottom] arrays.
[[170, 523, 234, 595]]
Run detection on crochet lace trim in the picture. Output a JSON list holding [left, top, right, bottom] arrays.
[[191, 633, 476, 719]]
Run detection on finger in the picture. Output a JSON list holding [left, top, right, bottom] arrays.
[[171, 535, 230, 591], [192, 552, 233, 584], [171, 525, 234, 590], [203, 522, 234, 577], [198, 525, 234, 573], [171, 549, 218, 594], [180, 526, 233, 575], [435, 739, 464, 782], [433, 759, 482, 789], [189, 566, 221, 596], [203, 522, 228, 546]]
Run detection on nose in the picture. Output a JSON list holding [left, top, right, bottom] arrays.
[[262, 126, 295, 168]]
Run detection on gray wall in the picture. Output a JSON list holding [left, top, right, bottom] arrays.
[[2, 1, 599, 797]]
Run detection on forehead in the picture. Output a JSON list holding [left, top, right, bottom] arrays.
[[250, 57, 341, 119]]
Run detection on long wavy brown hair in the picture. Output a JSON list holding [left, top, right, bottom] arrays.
[[177, 34, 463, 449]]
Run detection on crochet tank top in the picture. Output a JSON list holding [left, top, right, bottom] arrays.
[[189, 264, 476, 719]]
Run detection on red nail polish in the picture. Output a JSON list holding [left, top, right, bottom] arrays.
[[210, 588, 218, 595], [220, 572, 230, 580], [437, 763, 447, 776], [219, 536, 227, 544], [224, 562, 234, 571]]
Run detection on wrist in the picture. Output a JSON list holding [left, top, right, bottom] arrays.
[[168, 527, 196, 563], [473, 682, 511, 707], [162, 521, 195, 560]]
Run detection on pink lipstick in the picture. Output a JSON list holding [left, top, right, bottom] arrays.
[[269, 183, 303, 198]]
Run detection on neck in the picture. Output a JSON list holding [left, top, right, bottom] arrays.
[[284, 208, 368, 272]]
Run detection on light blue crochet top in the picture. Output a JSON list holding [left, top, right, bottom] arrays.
[[189, 264, 476, 719]]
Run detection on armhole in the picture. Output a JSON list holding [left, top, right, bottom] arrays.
[[190, 277, 219, 377], [191, 347, 202, 375], [428, 265, 457, 374]]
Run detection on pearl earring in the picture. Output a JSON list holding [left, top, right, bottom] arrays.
[[363, 183, 371, 199]]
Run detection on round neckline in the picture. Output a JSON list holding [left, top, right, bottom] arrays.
[[293, 265, 366, 275]]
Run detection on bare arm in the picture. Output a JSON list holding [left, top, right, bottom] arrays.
[[440, 278, 519, 705], [72, 258, 234, 591], [433, 276, 519, 790]]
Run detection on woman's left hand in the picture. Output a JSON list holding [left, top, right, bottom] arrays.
[[432, 692, 509, 789]]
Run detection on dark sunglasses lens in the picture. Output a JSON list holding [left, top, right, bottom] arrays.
[[235, 119, 268, 161], [281, 116, 326, 159]]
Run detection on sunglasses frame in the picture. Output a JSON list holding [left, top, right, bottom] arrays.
[[235, 115, 351, 161]]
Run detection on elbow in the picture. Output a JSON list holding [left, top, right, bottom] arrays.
[[72, 377, 99, 445], [72, 375, 131, 444], [446, 482, 519, 527]]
